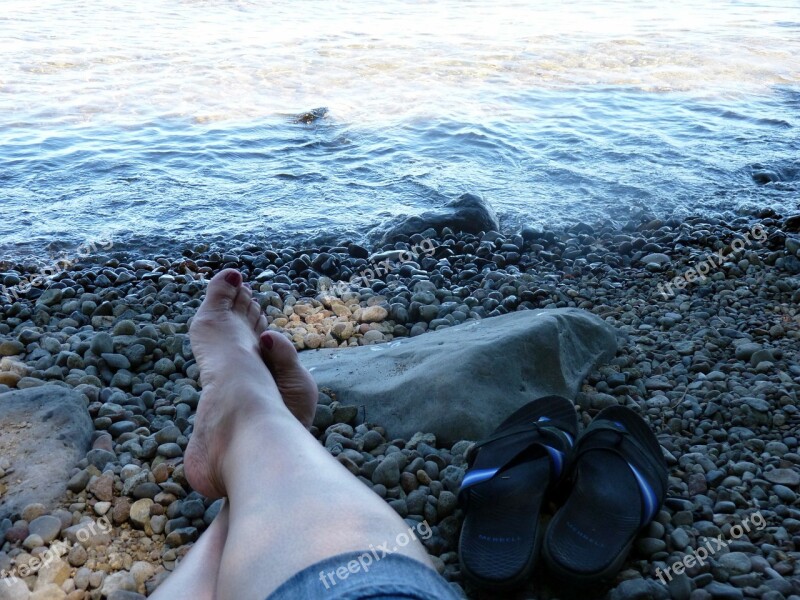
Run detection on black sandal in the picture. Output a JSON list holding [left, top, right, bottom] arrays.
[[457, 395, 578, 590], [542, 405, 668, 585]]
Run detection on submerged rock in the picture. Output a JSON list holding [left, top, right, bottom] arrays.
[[294, 107, 328, 124], [376, 192, 500, 244]]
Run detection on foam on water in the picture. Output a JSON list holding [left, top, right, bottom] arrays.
[[0, 0, 798, 258]]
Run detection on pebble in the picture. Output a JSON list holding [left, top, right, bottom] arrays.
[[764, 468, 800, 486], [717, 552, 753, 575], [371, 455, 401, 487], [28, 515, 62, 544], [129, 499, 153, 529]]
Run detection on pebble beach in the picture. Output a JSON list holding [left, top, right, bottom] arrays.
[[1, 210, 799, 600]]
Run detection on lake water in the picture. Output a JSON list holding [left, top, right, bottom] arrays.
[[1, 0, 799, 259]]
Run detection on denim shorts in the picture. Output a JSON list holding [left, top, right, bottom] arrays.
[[266, 551, 463, 600]]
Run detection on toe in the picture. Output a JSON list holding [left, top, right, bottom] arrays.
[[233, 285, 252, 315], [259, 330, 301, 372], [202, 269, 242, 311], [247, 299, 262, 327], [256, 315, 268, 334]]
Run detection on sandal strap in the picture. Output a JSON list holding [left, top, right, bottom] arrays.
[[575, 420, 665, 525], [458, 419, 573, 502]]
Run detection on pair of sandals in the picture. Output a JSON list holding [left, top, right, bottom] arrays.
[[457, 395, 668, 590]]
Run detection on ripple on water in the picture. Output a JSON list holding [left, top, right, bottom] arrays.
[[0, 1, 799, 257]]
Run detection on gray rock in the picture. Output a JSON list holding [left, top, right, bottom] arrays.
[[717, 552, 752, 575], [86, 449, 117, 470], [27, 515, 62, 543], [376, 193, 499, 244], [764, 468, 800, 486], [101, 353, 131, 370], [734, 343, 761, 361], [100, 572, 137, 597], [165, 527, 198, 546], [703, 581, 743, 599], [180, 499, 205, 519], [154, 425, 181, 445], [772, 484, 797, 503], [667, 572, 692, 600], [371, 455, 401, 487], [299, 308, 616, 444], [157, 443, 183, 458], [66, 469, 91, 493], [0, 577, 30, 600], [0, 385, 93, 520], [36, 288, 62, 307], [608, 577, 669, 600], [90, 332, 114, 356], [671, 527, 690, 550], [636, 537, 666, 556], [640, 253, 671, 266]]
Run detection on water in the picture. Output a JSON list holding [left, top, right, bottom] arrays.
[[1, 0, 799, 259]]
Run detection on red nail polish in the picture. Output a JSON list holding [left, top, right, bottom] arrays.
[[262, 333, 274, 350], [224, 271, 240, 286]]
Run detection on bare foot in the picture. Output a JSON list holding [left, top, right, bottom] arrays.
[[185, 269, 297, 499], [259, 330, 317, 428]]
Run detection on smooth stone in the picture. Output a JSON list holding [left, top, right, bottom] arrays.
[[734, 343, 761, 361], [165, 527, 198, 546], [671, 527, 690, 550], [371, 456, 401, 487], [717, 552, 752, 575], [703, 582, 743, 600], [608, 578, 669, 600], [90, 333, 114, 356], [0, 385, 93, 520], [100, 353, 131, 370], [640, 253, 671, 266], [635, 537, 666, 555], [68, 544, 88, 567], [299, 308, 616, 444], [129, 499, 153, 529], [359, 306, 388, 323], [0, 340, 25, 357], [772, 484, 797, 502], [87, 473, 114, 502], [0, 577, 30, 599], [27, 515, 62, 543], [157, 443, 183, 458], [764, 468, 799, 486], [86, 449, 116, 470], [100, 572, 137, 598]]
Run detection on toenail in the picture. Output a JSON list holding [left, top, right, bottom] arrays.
[[224, 271, 241, 286], [262, 332, 274, 350]]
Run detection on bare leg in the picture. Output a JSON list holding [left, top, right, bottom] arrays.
[[183, 269, 433, 600], [150, 501, 230, 600], [152, 280, 319, 597]]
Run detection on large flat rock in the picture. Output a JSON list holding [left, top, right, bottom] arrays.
[[300, 308, 617, 445], [0, 385, 93, 520]]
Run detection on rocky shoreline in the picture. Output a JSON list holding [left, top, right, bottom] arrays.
[[0, 210, 799, 600]]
